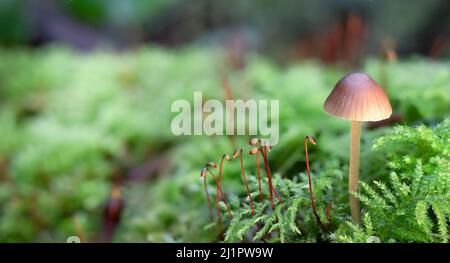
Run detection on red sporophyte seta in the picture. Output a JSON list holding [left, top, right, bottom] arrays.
[[200, 167, 214, 221], [249, 147, 263, 201], [250, 138, 282, 209], [304, 136, 322, 226], [233, 148, 255, 215], [205, 162, 234, 219]]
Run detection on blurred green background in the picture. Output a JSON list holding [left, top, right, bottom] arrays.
[[1, 0, 449, 58], [0, 0, 448, 242]]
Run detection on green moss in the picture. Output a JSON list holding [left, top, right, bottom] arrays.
[[0, 47, 448, 242]]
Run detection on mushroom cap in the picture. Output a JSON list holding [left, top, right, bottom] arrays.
[[324, 72, 392, 121]]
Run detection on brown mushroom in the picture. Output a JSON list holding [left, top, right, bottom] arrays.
[[324, 72, 392, 223]]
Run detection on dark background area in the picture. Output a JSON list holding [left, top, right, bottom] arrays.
[[1, 0, 449, 63]]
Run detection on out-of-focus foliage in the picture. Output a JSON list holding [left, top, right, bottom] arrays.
[[366, 59, 450, 123], [0, 46, 223, 241], [0, 47, 448, 242], [2, 0, 449, 58]]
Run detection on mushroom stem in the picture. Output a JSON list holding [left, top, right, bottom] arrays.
[[349, 121, 361, 223]]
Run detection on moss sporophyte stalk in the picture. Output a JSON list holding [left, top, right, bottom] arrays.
[[304, 136, 321, 227], [233, 148, 255, 215], [249, 147, 263, 202], [201, 136, 329, 230], [216, 154, 232, 231], [201, 163, 233, 222]]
